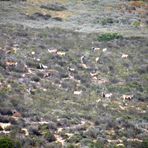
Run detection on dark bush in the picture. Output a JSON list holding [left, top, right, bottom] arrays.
[[97, 33, 123, 42], [89, 141, 104, 148], [44, 131, 56, 142], [141, 139, 148, 148], [0, 137, 21, 148], [0, 108, 12, 116]]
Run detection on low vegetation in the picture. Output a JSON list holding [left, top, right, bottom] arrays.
[[0, 137, 21, 148], [97, 33, 123, 42], [0, 0, 147, 147]]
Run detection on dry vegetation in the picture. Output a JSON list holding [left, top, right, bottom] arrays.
[[0, 0, 148, 147]]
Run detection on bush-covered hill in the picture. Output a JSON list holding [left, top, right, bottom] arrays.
[[0, 0, 148, 147]]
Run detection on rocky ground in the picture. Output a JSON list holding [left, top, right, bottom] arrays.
[[0, 0, 148, 147]]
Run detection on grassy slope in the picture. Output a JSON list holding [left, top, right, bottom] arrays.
[[0, 0, 148, 147]]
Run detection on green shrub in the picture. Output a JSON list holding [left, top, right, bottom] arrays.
[[44, 131, 56, 142], [0, 137, 21, 148], [0, 137, 15, 148], [67, 134, 82, 143], [67, 143, 77, 148], [89, 141, 104, 148], [141, 139, 148, 148], [132, 21, 141, 27], [97, 33, 123, 42], [101, 18, 114, 25]]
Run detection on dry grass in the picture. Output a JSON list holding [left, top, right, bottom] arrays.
[[130, 1, 145, 7], [27, 0, 69, 4], [25, 1, 73, 20]]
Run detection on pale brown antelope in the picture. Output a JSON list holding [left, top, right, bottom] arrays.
[[6, 47, 18, 54], [80, 56, 88, 69], [102, 92, 113, 98], [90, 71, 99, 77], [95, 57, 100, 63], [21, 128, 29, 136], [31, 51, 35, 55], [5, 61, 17, 66], [121, 54, 128, 58], [92, 47, 100, 52], [122, 94, 133, 101], [56, 51, 66, 56], [74, 90, 82, 95], [102, 48, 107, 52], [39, 63, 48, 69], [0, 122, 11, 130], [80, 56, 85, 64], [68, 67, 75, 72], [48, 48, 58, 54]]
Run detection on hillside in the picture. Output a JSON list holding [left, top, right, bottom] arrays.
[[0, 0, 148, 147]]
